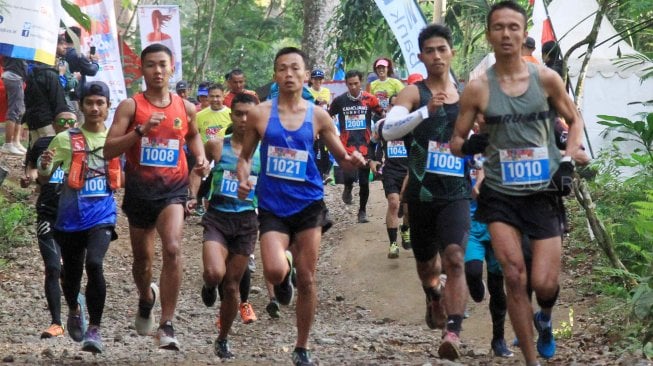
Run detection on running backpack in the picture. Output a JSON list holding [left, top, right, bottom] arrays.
[[67, 128, 121, 191]]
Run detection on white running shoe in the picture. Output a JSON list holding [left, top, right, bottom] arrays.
[[134, 283, 159, 335]]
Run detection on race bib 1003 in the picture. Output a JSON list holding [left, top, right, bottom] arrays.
[[220, 170, 256, 201], [386, 140, 407, 159], [426, 141, 464, 177], [140, 137, 180, 167], [80, 176, 109, 197], [266, 146, 308, 181], [344, 114, 366, 131], [49, 167, 64, 184], [499, 146, 550, 185]]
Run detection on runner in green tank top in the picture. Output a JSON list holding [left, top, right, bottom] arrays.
[[450, 2, 587, 366]]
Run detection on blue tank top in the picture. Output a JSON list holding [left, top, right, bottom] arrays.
[[257, 98, 322, 216], [208, 136, 261, 213]]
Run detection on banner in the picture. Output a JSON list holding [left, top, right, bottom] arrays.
[[137, 5, 182, 85], [64, 0, 127, 126], [373, 0, 427, 77], [0, 1, 60, 64]]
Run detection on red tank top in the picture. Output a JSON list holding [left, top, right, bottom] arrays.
[[124, 93, 190, 200]]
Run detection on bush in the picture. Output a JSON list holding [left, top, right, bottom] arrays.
[[0, 195, 34, 255]]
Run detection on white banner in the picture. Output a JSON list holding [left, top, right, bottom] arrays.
[[0, 0, 60, 64], [137, 5, 182, 85], [373, 0, 427, 77], [64, 0, 127, 127]]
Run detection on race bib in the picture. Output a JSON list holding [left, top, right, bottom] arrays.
[[80, 176, 109, 197], [426, 141, 464, 177], [344, 114, 366, 131], [49, 167, 64, 184], [499, 147, 550, 185], [220, 170, 256, 201], [266, 146, 308, 181], [386, 140, 407, 158], [140, 137, 180, 167], [379, 97, 389, 110]]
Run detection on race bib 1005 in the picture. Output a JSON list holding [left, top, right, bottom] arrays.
[[499, 146, 550, 185], [140, 137, 180, 167], [426, 141, 464, 177], [220, 170, 256, 201], [266, 146, 308, 181]]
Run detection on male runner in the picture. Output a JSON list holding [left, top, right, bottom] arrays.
[[104, 43, 208, 350]]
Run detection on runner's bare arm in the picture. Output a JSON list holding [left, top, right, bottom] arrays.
[[540, 67, 587, 161], [184, 100, 208, 174], [237, 103, 266, 200], [315, 108, 365, 170], [451, 80, 484, 157], [104, 98, 138, 159]]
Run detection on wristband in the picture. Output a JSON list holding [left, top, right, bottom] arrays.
[[134, 125, 145, 137]]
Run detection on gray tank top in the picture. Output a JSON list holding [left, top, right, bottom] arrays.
[[483, 63, 561, 196]]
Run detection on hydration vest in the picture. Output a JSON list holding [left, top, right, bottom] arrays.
[[67, 128, 121, 191]]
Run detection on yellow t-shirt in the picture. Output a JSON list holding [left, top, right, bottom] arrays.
[[196, 107, 232, 143], [370, 78, 404, 111], [48, 127, 108, 174], [308, 87, 331, 109]]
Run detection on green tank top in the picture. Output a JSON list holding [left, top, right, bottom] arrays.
[[404, 81, 470, 202], [483, 63, 561, 196]]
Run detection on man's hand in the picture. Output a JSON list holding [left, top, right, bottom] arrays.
[[193, 156, 209, 176], [184, 198, 197, 215], [39, 149, 56, 171], [369, 160, 380, 175], [237, 179, 254, 200], [143, 112, 166, 135], [427, 92, 447, 115], [461, 133, 489, 155], [20, 176, 32, 188], [549, 157, 575, 196]]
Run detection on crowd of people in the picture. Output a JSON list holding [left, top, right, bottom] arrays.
[[2, 1, 590, 366]]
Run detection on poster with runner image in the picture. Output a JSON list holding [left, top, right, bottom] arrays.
[[137, 5, 182, 88]]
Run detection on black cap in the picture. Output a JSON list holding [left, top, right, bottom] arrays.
[[175, 80, 188, 91], [524, 37, 536, 50], [82, 81, 110, 101]]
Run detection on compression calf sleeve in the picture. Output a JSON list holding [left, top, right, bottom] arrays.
[[465, 260, 485, 302]]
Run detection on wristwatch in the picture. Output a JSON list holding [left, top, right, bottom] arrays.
[[561, 156, 574, 166], [134, 125, 145, 137]]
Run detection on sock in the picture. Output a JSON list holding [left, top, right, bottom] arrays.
[[387, 228, 398, 243], [446, 314, 464, 335], [138, 299, 154, 318], [423, 285, 441, 301], [400, 224, 409, 232]]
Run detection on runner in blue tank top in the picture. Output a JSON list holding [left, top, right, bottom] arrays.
[[450, 3, 587, 365], [236, 47, 365, 366]]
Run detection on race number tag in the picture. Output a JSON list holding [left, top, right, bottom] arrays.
[[426, 141, 464, 177], [220, 170, 257, 201], [49, 167, 64, 184], [386, 140, 407, 158], [80, 176, 109, 197], [140, 137, 180, 167], [266, 146, 308, 181], [499, 147, 550, 185], [344, 114, 366, 131]]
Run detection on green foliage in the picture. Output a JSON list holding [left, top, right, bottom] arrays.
[[597, 112, 653, 168], [60, 0, 91, 31], [0, 195, 34, 255]]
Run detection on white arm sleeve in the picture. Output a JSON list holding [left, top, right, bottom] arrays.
[[381, 105, 429, 141]]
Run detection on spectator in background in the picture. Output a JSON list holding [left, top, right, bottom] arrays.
[[542, 40, 564, 79], [369, 57, 404, 114], [64, 26, 100, 121], [1, 56, 28, 155], [175, 80, 189, 100], [223, 69, 259, 108], [56, 34, 78, 111], [522, 37, 539, 64], [196, 81, 211, 111]]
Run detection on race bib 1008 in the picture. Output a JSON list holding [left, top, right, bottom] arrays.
[[220, 170, 256, 201], [426, 141, 464, 177], [499, 146, 550, 185], [344, 114, 366, 131], [140, 137, 180, 167], [266, 146, 308, 181], [80, 176, 109, 197], [386, 140, 407, 159]]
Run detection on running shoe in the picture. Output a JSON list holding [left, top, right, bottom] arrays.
[[341, 186, 353, 205], [266, 300, 281, 319], [425, 291, 447, 329], [534, 311, 556, 359], [67, 293, 88, 342], [387, 242, 399, 259], [322, 174, 333, 185], [15, 143, 27, 154], [438, 331, 462, 360], [157, 320, 180, 350], [201, 284, 217, 307], [248, 254, 256, 273], [214, 338, 234, 359], [240, 302, 257, 324], [274, 251, 295, 306], [41, 324, 64, 339], [357, 210, 369, 223], [81, 326, 104, 354], [292, 348, 315, 366], [400, 228, 411, 249], [491, 338, 514, 358], [135, 283, 159, 336], [2, 143, 24, 156]]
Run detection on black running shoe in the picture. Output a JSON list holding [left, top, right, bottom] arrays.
[[342, 186, 353, 205], [292, 348, 315, 366], [214, 338, 234, 359]]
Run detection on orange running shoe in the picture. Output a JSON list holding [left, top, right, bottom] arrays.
[[41, 324, 65, 339], [239, 302, 257, 324]]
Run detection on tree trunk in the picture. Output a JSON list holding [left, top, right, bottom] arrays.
[[302, 0, 338, 72]]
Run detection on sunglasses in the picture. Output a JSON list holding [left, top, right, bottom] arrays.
[[56, 118, 76, 126]]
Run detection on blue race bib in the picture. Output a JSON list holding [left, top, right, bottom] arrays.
[[426, 141, 464, 177], [140, 137, 180, 167], [49, 167, 64, 184], [344, 114, 366, 131], [80, 176, 109, 197], [266, 146, 308, 182], [386, 140, 407, 159], [499, 147, 550, 185], [220, 170, 256, 201]]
